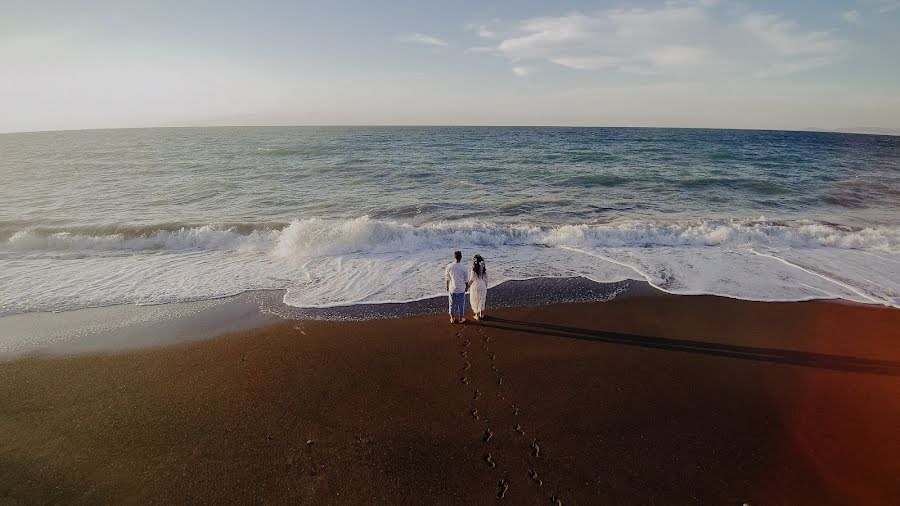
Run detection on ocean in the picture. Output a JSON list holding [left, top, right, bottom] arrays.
[[1, 126, 898, 316]]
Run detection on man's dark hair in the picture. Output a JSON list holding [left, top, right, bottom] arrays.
[[454, 251, 462, 261]]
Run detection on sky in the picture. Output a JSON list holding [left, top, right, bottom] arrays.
[[2, 0, 899, 133]]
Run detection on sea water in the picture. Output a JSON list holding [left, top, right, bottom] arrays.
[[1, 126, 898, 316]]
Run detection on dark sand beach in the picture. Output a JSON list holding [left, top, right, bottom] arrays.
[[2, 294, 899, 504]]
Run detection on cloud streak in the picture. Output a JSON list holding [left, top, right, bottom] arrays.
[[474, 2, 846, 79], [397, 33, 448, 47], [511, 65, 535, 77], [841, 10, 861, 23], [869, 0, 900, 13]]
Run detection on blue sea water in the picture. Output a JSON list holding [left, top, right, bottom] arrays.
[[1, 126, 898, 316]]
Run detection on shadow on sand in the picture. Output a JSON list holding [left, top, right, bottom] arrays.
[[477, 317, 900, 376]]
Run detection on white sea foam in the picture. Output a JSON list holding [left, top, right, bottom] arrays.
[[1, 216, 898, 316], [10, 217, 897, 253], [6, 226, 275, 253]]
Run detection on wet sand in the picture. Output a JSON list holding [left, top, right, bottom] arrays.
[[1, 295, 899, 504]]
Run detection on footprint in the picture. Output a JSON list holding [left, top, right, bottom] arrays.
[[461, 376, 469, 385], [497, 479, 508, 499], [463, 339, 470, 347], [513, 405, 520, 417], [483, 453, 496, 468], [550, 495, 563, 505], [471, 408, 479, 420], [482, 428, 493, 443], [473, 389, 481, 400], [528, 468, 543, 486], [530, 441, 541, 458], [515, 424, 525, 436], [463, 361, 471, 370], [460, 350, 468, 357], [497, 377, 503, 385], [490, 352, 496, 361]]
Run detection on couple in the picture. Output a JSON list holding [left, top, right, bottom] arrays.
[[444, 250, 489, 324]]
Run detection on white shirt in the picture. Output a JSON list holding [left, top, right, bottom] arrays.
[[445, 261, 470, 294]]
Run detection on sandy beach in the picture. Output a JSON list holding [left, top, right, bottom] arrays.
[[1, 293, 899, 504]]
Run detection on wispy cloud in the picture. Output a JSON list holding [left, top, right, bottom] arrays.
[[465, 21, 503, 40], [472, 2, 846, 79], [511, 65, 536, 77], [397, 33, 448, 47], [866, 0, 900, 13], [841, 10, 861, 23], [549, 55, 621, 70]]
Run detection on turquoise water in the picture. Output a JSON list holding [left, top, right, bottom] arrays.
[[1, 126, 898, 315]]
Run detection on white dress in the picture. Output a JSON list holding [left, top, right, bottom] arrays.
[[469, 269, 488, 314]]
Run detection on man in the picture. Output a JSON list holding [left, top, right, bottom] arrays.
[[445, 250, 470, 324]]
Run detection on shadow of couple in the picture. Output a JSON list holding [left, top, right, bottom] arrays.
[[475, 316, 900, 376]]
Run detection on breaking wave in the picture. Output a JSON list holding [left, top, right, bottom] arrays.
[[4, 217, 899, 255], [2, 216, 898, 315]]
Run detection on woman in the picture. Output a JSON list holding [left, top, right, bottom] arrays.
[[469, 254, 488, 321]]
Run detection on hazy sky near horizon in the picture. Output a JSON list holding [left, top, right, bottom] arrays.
[[2, 0, 900, 133]]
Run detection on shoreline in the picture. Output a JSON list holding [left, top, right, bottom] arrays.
[[0, 277, 639, 358], [1, 292, 899, 503], [2, 276, 895, 359]]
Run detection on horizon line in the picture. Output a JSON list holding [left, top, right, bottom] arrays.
[[2, 124, 899, 137]]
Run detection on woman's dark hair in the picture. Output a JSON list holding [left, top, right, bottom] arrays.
[[472, 255, 486, 278]]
